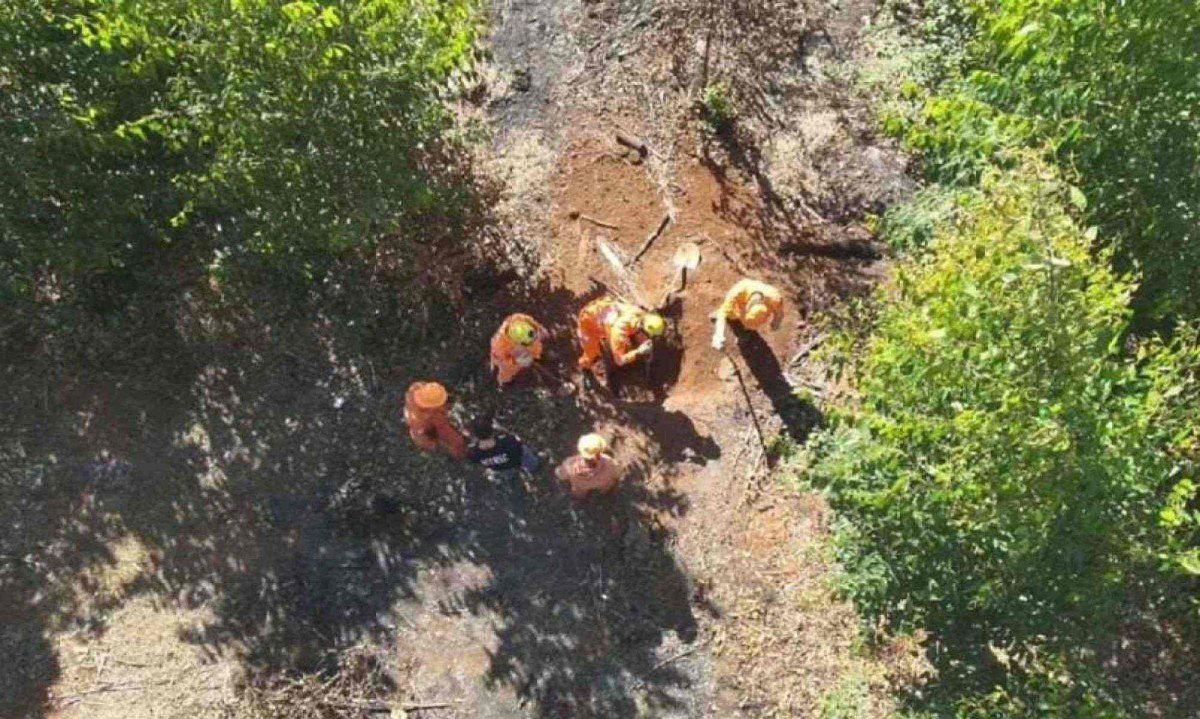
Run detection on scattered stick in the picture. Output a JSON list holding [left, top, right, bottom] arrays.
[[788, 334, 825, 367], [322, 700, 458, 714], [404, 702, 457, 712], [651, 646, 699, 673], [630, 213, 671, 266], [53, 682, 151, 705], [615, 131, 649, 158], [634, 645, 704, 690], [569, 210, 619, 230]]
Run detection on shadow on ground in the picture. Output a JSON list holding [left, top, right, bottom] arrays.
[[1, 258, 715, 718]]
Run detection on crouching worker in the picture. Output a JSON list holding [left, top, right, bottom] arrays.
[[711, 279, 784, 351], [555, 433, 621, 500], [403, 381, 466, 460], [466, 413, 541, 482], [490, 313, 548, 388], [576, 297, 665, 384]]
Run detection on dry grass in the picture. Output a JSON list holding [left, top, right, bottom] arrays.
[[48, 540, 238, 719]]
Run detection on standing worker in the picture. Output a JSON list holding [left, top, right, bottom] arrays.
[[403, 381, 466, 460], [711, 279, 784, 351], [465, 412, 541, 483], [576, 296, 665, 384], [490, 313, 548, 388], [555, 433, 621, 500]]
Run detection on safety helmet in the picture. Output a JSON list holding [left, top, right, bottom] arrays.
[[743, 301, 772, 329], [506, 319, 537, 346], [641, 313, 666, 337], [577, 433, 608, 458], [412, 382, 448, 410]]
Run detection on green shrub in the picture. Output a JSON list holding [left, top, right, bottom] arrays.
[[701, 81, 735, 132], [809, 157, 1199, 715], [883, 0, 1200, 322], [0, 0, 480, 301]]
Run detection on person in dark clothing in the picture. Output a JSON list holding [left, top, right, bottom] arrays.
[[466, 414, 540, 483]]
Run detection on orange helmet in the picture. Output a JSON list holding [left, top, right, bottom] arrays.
[[412, 382, 448, 410]]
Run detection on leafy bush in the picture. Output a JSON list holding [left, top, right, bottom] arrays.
[[881, 0, 1200, 322], [809, 158, 1199, 715], [700, 81, 736, 132], [0, 0, 479, 303], [872, 185, 974, 254]]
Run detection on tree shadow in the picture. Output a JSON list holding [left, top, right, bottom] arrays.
[[1, 251, 716, 719]]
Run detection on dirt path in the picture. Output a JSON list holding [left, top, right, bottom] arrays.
[[381, 1, 913, 717], [14, 3, 922, 719]]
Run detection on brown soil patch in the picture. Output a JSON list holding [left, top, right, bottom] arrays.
[[549, 134, 803, 404]]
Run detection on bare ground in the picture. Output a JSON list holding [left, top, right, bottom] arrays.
[[1, 2, 927, 718]]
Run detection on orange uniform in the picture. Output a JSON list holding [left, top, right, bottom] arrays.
[[718, 279, 784, 329], [490, 313, 548, 386], [555, 454, 621, 499], [576, 297, 652, 372], [403, 382, 466, 460]]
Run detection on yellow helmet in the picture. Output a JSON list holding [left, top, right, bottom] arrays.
[[506, 319, 537, 345], [743, 302, 772, 329], [641, 313, 666, 337], [577, 433, 608, 458]]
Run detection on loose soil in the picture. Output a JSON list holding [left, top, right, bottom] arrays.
[[3, 2, 925, 719]]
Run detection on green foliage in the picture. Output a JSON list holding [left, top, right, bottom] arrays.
[[821, 672, 874, 719], [810, 158, 1200, 715], [880, 0, 1200, 321], [0, 0, 479, 304], [700, 81, 736, 132], [874, 185, 975, 254]]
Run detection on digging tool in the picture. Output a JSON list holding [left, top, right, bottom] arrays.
[[655, 240, 701, 309], [722, 347, 771, 460]]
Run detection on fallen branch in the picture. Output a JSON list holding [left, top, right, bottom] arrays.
[[615, 131, 649, 158], [651, 646, 699, 673], [53, 682, 152, 706], [569, 210, 619, 230], [634, 645, 704, 691], [322, 699, 458, 714], [630, 213, 671, 266]]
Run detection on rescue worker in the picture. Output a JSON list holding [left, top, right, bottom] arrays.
[[555, 433, 621, 500], [711, 279, 784, 351], [402, 381, 466, 460], [490, 313, 548, 387], [576, 296, 665, 382]]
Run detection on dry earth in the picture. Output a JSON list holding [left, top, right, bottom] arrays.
[[3, 2, 929, 719]]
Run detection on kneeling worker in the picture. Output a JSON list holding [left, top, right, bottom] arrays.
[[403, 381, 466, 460], [490, 313, 548, 387], [555, 433, 621, 500], [576, 296, 665, 382], [711, 279, 784, 351]]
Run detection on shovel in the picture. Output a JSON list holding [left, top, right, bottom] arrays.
[[656, 241, 701, 309]]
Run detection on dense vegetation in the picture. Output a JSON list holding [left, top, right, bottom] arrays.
[[883, 0, 1200, 322], [808, 1, 1200, 715], [0, 0, 478, 309]]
